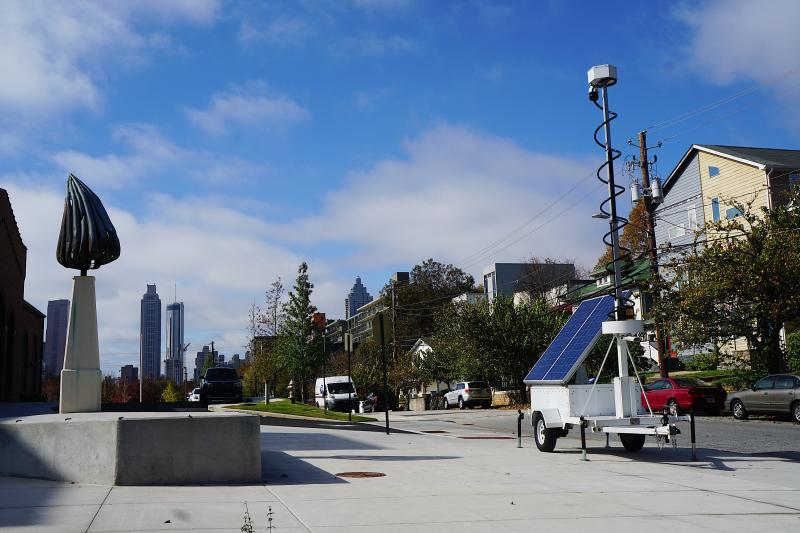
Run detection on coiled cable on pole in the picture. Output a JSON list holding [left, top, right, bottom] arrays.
[[592, 96, 635, 320]]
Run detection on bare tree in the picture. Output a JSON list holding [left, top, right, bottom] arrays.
[[261, 278, 285, 336], [517, 255, 577, 301]]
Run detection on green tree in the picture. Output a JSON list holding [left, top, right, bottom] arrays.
[[653, 192, 800, 374], [389, 258, 475, 355], [200, 354, 215, 379], [161, 381, 181, 402], [786, 331, 800, 373], [430, 296, 567, 398], [273, 262, 321, 402]]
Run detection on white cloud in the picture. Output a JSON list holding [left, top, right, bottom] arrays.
[[678, 0, 800, 85], [52, 123, 269, 189], [276, 124, 604, 273], [0, 0, 220, 117], [185, 82, 310, 136]]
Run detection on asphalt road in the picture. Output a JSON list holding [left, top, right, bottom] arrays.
[[386, 408, 799, 458]]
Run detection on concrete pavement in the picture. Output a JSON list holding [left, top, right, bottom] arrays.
[[1, 412, 799, 532]]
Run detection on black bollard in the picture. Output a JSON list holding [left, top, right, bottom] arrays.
[[517, 410, 524, 448], [690, 407, 697, 461], [580, 416, 588, 461]]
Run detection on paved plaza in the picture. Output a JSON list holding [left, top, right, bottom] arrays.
[[1, 411, 799, 532]]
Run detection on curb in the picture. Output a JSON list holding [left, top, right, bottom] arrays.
[[209, 404, 377, 424]]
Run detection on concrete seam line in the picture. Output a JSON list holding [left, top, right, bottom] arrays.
[[264, 485, 316, 533], [83, 485, 112, 533], [113, 419, 121, 484]]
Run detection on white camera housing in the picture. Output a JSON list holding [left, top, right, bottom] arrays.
[[587, 64, 618, 88]]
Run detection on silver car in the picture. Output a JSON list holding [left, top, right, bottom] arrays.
[[727, 374, 800, 423], [443, 381, 492, 409]]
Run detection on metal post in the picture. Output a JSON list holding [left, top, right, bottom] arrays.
[[380, 314, 390, 435], [600, 86, 624, 320], [517, 410, 524, 448], [605, 433, 610, 448], [690, 407, 697, 461], [264, 382, 267, 405], [580, 417, 588, 461], [348, 337, 352, 423], [323, 332, 327, 415]]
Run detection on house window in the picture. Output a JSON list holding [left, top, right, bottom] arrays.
[[668, 225, 685, 239], [711, 197, 720, 222], [687, 204, 698, 230], [708, 166, 720, 177], [726, 206, 743, 219]]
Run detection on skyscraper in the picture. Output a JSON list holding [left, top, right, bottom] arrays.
[[43, 299, 70, 377], [140, 285, 161, 381], [344, 276, 373, 319], [165, 301, 184, 384]]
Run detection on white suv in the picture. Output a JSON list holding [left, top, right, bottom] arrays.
[[443, 382, 492, 409]]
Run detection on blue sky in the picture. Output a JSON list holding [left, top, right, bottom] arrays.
[[2, 0, 799, 375]]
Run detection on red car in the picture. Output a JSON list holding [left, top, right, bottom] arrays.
[[641, 377, 726, 415]]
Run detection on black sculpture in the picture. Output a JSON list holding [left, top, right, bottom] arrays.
[[56, 174, 120, 275]]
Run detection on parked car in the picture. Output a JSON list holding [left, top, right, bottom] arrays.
[[360, 391, 398, 413], [641, 377, 726, 415], [199, 367, 243, 404], [187, 388, 201, 402], [727, 374, 800, 423], [443, 381, 492, 409]]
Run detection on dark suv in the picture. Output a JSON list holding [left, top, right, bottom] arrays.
[[200, 367, 243, 404]]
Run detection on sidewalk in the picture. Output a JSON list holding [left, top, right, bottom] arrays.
[[2, 417, 799, 532]]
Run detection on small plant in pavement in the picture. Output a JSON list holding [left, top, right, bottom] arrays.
[[241, 502, 254, 533]]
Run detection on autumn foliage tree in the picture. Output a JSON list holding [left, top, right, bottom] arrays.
[[596, 201, 649, 270], [653, 192, 800, 373]]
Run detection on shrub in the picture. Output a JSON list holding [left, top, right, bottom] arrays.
[[786, 331, 800, 373], [685, 352, 717, 371]]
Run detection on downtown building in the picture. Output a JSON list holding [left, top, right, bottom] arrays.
[[344, 276, 373, 319], [43, 299, 69, 377], [164, 301, 185, 384], [139, 285, 161, 381], [120, 364, 138, 382]]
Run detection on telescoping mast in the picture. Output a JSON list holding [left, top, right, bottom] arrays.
[[524, 65, 695, 459]]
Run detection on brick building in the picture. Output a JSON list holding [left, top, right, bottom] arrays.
[[0, 188, 45, 401]]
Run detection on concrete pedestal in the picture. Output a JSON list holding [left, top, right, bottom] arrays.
[[0, 412, 262, 485], [60, 276, 101, 413]]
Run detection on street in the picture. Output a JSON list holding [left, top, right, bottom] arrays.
[[376, 408, 799, 458]]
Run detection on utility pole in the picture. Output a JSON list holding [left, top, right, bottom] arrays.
[[638, 130, 668, 378]]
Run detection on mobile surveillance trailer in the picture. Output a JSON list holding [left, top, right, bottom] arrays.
[[524, 65, 693, 458]]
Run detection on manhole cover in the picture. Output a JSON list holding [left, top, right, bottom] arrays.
[[336, 471, 386, 478]]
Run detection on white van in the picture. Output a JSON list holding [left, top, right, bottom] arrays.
[[315, 376, 358, 412]]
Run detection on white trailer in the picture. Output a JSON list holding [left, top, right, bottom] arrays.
[[524, 301, 693, 458]]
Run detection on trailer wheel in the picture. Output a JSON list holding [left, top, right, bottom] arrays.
[[533, 412, 558, 452], [619, 433, 646, 452]]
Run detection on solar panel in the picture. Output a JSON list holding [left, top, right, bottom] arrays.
[[524, 294, 615, 384]]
